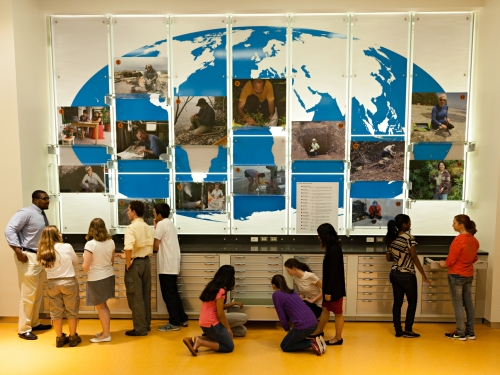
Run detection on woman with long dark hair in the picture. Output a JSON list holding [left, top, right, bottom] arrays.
[[385, 214, 429, 338], [441, 215, 480, 341], [310, 223, 346, 346], [183, 265, 235, 356], [271, 274, 323, 355], [284, 258, 323, 318]]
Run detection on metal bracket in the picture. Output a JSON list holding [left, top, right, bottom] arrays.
[[466, 142, 476, 152], [47, 145, 58, 155], [407, 143, 414, 153], [104, 95, 115, 106], [407, 181, 412, 190], [109, 227, 119, 235], [345, 229, 351, 237], [49, 194, 60, 202], [107, 195, 116, 203], [106, 160, 117, 169], [347, 182, 351, 190], [105, 145, 115, 155], [405, 200, 412, 209], [463, 200, 473, 209], [346, 161, 351, 169]]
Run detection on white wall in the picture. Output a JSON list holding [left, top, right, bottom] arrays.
[[2, 0, 500, 323]]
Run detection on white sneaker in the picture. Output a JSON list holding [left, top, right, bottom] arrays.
[[316, 336, 327, 354], [90, 335, 112, 343]]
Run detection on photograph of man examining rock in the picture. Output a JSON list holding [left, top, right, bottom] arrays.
[[189, 98, 216, 135]]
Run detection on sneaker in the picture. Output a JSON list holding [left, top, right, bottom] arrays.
[[181, 321, 189, 327], [158, 323, 180, 332], [466, 333, 476, 340], [445, 331, 466, 341], [310, 338, 322, 356], [403, 331, 421, 338], [316, 336, 327, 354], [69, 333, 82, 347], [56, 333, 69, 348]]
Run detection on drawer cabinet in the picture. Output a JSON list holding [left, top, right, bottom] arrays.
[[357, 256, 393, 314]]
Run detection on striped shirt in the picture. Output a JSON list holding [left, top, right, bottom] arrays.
[[272, 290, 317, 331], [389, 233, 417, 274], [293, 272, 322, 307]]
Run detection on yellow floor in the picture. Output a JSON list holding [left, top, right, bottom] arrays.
[[1, 320, 500, 375]]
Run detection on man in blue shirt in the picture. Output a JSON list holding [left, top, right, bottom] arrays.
[[134, 128, 167, 159], [5, 190, 52, 340]]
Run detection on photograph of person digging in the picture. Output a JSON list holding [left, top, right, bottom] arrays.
[[291, 121, 345, 160], [350, 141, 405, 181]]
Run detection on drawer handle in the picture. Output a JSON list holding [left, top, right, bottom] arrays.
[[266, 306, 275, 308], [298, 256, 309, 259], [234, 263, 245, 266], [427, 293, 436, 296], [268, 263, 280, 266], [204, 256, 215, 258], [362, 257, 374, 259], [362, 286, 373, 289], [236, 277, 246, 280], [205, 270, 216, 272], [234, 256, 246, 259], [236, 270, 246, 273], [362, 299, 372, 302], [364, 264, 374, 267], [236, 284, 245, 287], [268, 270, 280, 273], [268, 256, 280, 258], [362, 292, 372, 295], [177, 284, 183, 287], [362, 278, 373, 281], [204, 277, 212, 279], [425, 300, 437, 303], [363, 272, 373, 274], [234, 291, 245, 294], [204, 263, 216, 265]]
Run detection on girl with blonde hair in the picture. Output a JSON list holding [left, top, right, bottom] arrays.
[[82, 218, 115, 343], [37, 226, 81, 347]]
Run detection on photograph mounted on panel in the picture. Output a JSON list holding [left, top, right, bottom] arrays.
[[291, 121, 345, 160], [351, 198, 404, 227], [232, 79, 286, 129], [174, 96, 227, 146], [114, 57, 168, 96], [350, 141, 405, 181], [116, 120, 168, 160], [176, 182, 226, 211], [57, 107, 111, 146], [117, 199, 165, 226], [409, 160, 464, 200], [411, 92, 467, 143], [233, 166, 285, 195], [59, 165, 107, 193]]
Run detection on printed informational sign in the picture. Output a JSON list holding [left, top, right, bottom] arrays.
[[296, 182, 338, 233]]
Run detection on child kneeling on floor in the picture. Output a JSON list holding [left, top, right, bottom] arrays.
[[37, 226, 81, 347], [183, 265, 235, 356]]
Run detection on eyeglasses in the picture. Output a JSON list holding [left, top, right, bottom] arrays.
[[38, 197, 50, 201]]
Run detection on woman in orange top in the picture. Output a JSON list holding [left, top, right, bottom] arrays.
[[441, 215, 479, 341]]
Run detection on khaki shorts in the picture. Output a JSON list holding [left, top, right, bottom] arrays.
[[46, 277, 80, 319]]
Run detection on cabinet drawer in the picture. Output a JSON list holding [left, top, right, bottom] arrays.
[[232, 263, 282, 271], [234, 269, 282, 278], [294, 255, 324, 264], [358, 264, 391, 272], [231, 255, 282, 263], [181, 297, 202, 312], [231, 291, 275, 299], [179, 269, 217, 277], [234, 284, 273, 292], [358, 277, 391, 286], [422, 285, 477, 294], [228, 304, 278, 321], [358, 285, 393, 293], [426, 278, 477, 287], [177, 276, 214, 283], [178, 290, 203, 298], [474, 260, 488, 270], [357, 271, 390, 279], [181, 255, 220, 263], [179, 262, 219, 270], [421, 293, 452, 301], [357, 299, 407, 315], [177, 283, 207, 291], [235, 276, 273, 284], [357, 292, 394, 300], [358, 256, 388, 264], [115, 290, 157, 299], [421, 300, 455, 316]]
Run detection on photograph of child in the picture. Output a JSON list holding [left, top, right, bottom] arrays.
[[411, 92, 467, 143], [114, 57, 168, 96], [232, 79, 286, 129], [409, 160, 464, 200], [175, 182, 226, 211], [233, 166, 285, 195], [59, 165, 107, 193], [350, 141, 405, 181], [291, 121, 345, 160], [116, 120, 168, 160], [174, 96, 227, 146], [351, 199, 403, 227], [118, 199, 165, 225], [57, 107, 112, 146]]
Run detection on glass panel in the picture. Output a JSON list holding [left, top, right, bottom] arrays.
[[60, 193, 111, 233], [408, 200, 462, 235]]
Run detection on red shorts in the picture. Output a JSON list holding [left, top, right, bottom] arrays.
[[322, 298, 343, 314]]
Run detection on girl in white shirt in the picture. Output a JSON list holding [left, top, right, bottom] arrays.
[[284, 258, 323, 318], [82, 218, 115, 343], [37, 226, 81, 347]]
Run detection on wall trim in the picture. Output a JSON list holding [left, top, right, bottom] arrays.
[[484, 319, 500, 329]]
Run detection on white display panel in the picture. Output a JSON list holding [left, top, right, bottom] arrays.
[[174, 213, 229, 234], [291, 15, 348, 121], [407, 200, 462, 235], [413, 14, 471, 92], [59, 193, 111, 233], [52, 17, 109, 106]]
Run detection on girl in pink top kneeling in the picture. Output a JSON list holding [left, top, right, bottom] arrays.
[[183, 265, 235, 356]]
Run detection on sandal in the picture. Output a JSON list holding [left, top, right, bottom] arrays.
[[183, 337, 197, 356]]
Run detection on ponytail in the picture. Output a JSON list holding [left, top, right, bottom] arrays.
[[455, 214, 477, 235], [271, 274, 293, 294], [284, 258, 312, 273], [385, 214, 411, 247]]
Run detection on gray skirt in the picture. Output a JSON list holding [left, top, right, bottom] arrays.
[[86, 275, 115, 306]]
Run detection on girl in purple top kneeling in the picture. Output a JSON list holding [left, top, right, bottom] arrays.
[[271, 275, 325, 356]]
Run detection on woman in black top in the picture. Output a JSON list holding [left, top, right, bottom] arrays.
[[311, 223, 346, 345]]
